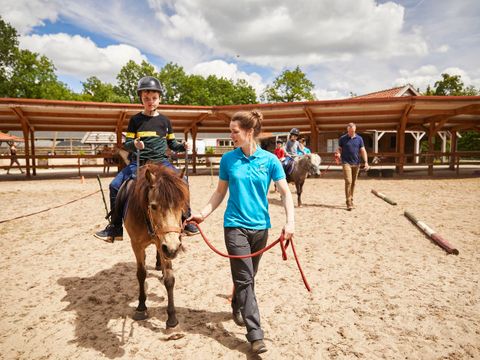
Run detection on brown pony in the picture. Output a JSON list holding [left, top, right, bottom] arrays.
[[286, 153, 322, 207], [123, 163, 189, 327]]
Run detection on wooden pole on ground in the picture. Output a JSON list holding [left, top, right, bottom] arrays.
[[404, 211, 459, 255], [371, 189, 397, 205]]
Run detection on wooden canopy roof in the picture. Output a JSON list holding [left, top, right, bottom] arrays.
[[1, 96, 479, 136]]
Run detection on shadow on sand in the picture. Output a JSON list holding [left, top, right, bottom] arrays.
[[58, 262, 260, 359], [268, 197, 347, 210]]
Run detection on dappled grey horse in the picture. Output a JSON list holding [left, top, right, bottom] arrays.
[[285, 154, 321, 207]]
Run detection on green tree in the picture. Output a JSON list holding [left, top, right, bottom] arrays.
[[8, 49, 75, 99], [423, 73, 480, 151], [0, 16, 18, 94], [82, 76, 129, 103], [0, 16, 77, 100], [457, 131, 480, 151], [116, 60, 156, 102], [425, 73, 479, 96], [261, 66, 315, 103], [157, 63, 258, 105], [231, 79, 258, 104], [157, 62, 189, 104]]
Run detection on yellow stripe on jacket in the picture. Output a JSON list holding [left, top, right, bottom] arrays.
[[136, 131, 159, 138]]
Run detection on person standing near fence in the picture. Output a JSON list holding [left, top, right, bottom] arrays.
[[335, 122, 369, 211], [188, 110, 295, 354], [6, 142, 24, 174]]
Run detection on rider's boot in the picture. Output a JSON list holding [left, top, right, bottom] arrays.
[[94, 197, 123, 242]]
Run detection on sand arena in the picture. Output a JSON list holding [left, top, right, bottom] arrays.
[[0, 172, 479, 359]]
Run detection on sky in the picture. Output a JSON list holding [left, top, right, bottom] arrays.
[[1, 0, 479, 100]]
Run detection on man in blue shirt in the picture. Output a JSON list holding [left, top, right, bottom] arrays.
[[335, 123, 369, 210]]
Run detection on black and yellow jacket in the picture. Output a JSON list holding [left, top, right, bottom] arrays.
[[124, 112, 185, 162]]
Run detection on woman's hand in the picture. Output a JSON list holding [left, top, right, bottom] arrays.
[[183, 141, 190, 151], [283, 222, 295, 240], [187, 212, 205, 224]]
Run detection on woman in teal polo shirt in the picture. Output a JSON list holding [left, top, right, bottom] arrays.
[[189, 110, 295, 354]]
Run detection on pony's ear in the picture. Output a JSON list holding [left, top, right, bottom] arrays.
[[178, 167, 186, 179], [145, 169, 156, 187]]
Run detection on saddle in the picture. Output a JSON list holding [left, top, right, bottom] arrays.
[[282, 157, 296, 176], [115, 177, 157, 236]]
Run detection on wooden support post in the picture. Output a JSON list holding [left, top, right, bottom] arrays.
[[192, 126, 198, 174], [116, 111, 127, 171], [183, 130, 189, 170], [304, 106, 318, 152], [438, 131, 448, 163], [449, 131, 457, 171], [396, 104, 413, 174], [30, 129, 36, 176], [11, 106, 33, 177], [411, 131, 425, 164], [428, 121, 435, 176]]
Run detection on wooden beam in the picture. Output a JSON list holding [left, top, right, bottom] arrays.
[[185, 113, 211, 133], [192, 126, 198, 174], [396, 104, 414, 174], [304, 106, 319, 152], [428, 121, 435, 176], [10, 106, 33, 176], [10, 106, 34, 132], [30, 128, 36, 176]]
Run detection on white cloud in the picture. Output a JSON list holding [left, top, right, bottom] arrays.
[[144, 0, 428, 68], [436, 45, 449, 53], [189, 60, 266, 95], [313, 88, 345, 100], [394, 65, 480, 91], [19, 33, 148, 84], [3, 0, 430, 69], [2, 0, 478, 99], [0, 0, 60, 34]]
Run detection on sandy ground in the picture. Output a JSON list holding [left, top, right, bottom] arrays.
[[0, 171, 479, 360]]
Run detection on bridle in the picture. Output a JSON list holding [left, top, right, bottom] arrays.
[[146, 205, 183, 240]]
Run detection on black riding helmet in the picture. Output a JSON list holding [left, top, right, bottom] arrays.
[[290, 128, 300, 136], [137, 76, 164, 100]]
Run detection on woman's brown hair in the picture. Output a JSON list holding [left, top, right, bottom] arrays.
[[231, 110, 263, 138]]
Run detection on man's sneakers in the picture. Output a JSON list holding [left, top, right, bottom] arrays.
[[251, 339, 267, 354], [94, 224, 123, 243], [183, 223, 200, 236]]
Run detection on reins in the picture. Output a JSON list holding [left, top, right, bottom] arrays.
[[193, 222, 311, 292], [320, 158, 337, 176]]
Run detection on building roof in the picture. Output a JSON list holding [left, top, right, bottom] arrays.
[[354, 84, 421, 99], [1, 95, 479, 136]]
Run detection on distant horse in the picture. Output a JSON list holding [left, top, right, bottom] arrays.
[[285, 154, 321, 207], [120, 163, 189, 327]]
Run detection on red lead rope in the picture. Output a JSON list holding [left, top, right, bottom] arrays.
[[192, 222, 312, 292]]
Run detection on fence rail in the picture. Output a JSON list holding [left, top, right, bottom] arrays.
[[2, 151, 480, 176]]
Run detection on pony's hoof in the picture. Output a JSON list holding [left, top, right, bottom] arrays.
[[166, 318, 179, 328], [133, 310, 148, 321]]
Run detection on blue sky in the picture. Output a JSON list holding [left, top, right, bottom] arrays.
[[1, 0, 479, 99]]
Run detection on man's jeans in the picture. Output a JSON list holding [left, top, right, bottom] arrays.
[[342, 163, 360, 206]]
